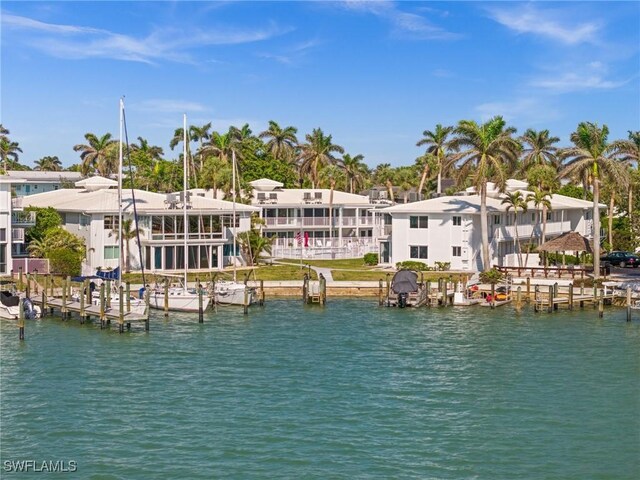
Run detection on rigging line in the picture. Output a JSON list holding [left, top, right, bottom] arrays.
[[122, 106, 146, 288]]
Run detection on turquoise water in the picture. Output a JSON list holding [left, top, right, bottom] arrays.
[[1, 300, 639, 479]]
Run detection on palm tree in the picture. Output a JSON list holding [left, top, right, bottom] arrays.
[[113, 218, 143, 273], [519, 128, 560, 172], [130, 137, 164, 190], [319, 164, 345, 251], [189, 123, 212, 171], [73, 133, 117, 176], [525, 187, 552, 267], [613, 130, 640, 215], [372, 163, 396, 201], [169, 126, 197, 187], [560, 122, 629, 278], [34, 156, 63, 171], [393, 166, 418, 203], [341, 153, 367, 194], [449, 116, 521, 271], [0, 124, 8, 142], [416, 124, 455, 195], [259, 121, 299, 164], [501, 191, 528, 267], [0, 138, 23, 171], [298, 128, 344, 188]]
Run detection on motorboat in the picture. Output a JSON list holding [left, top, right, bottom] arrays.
[[385, 270, 427, 307], [212, 280, 256, 306], [0, 290, 41, 320]]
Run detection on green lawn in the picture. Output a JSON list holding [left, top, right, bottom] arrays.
[[277, 258, 375, 269]]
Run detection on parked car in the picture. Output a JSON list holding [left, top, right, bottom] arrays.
[[599, 251, 640, 268]]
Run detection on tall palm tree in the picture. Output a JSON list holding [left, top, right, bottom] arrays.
[[34, 156, 63, 171], [189, 122, 212, 171], [416, 124, 455, 195], [0, 124, 9, 142], [449, 116, 521, 271], [372, 163, 396, 202], [130, 137, 165, 190], [393, 166, 418, 203], [613, 130, 640, 215], [319, 164, 345, 250], [525, 187, 552, 267], [169, 126, 197, 187], [341, 153, 367, 194], [0, 138, 23, 171], [259, 120, 299, 164], [560, 122, 629, 278], [113, 218, 143, 273], [73, 133, 117, 176], [519, 128, 560, 172], [501, 191, 528, 267], [298, 128, 344, 188]]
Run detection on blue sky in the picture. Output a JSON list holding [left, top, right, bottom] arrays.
[[2, 1, 639, 169]]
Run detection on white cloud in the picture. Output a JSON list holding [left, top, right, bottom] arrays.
[[487, 4, 601, 45], [475, 97, 560, 125], [530, 62, 629, 93], [133, 100, 208, 114], [340, 0, 459, 40], [2, 13, 290, 64]]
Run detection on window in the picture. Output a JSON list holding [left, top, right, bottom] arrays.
[[104, 246, 120, 260], [452, 246, 462, 257], [0, 228, 5, 242], [410, 216, 428, 228], [104, 215, 119, 230], [80, 214, 90, 227], [493, 215, 501, 225], [0, 244, 5, 273], [410, 245, 428, 259], [546, 211, 552, 221], [452, 216, 461, 226]]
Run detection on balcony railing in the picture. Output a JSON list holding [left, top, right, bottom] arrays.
[[150, 232, 225, 241], [11, 228, 24, 243], [264, 216, 375, 228], [11, 211, 36, 226], [11, 197, 24, 210]]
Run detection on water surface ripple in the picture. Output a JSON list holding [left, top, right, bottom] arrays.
[[1, 300, 639, 479]]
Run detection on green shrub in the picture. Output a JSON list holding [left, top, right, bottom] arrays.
[[434, 261, 451, 271], [479, 268, 503, 284], [395, 261, 432, 271], [48, 248, 82, 277], [363, 253, 378, 265]]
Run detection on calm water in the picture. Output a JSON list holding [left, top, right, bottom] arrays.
[[1, 300, 639, 479]]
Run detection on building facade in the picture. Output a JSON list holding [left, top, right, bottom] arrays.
[[6, 171, 83, 197], [249, 178, 387, 259], [380, 180, 600, 271], [24, 177, 257, 275]]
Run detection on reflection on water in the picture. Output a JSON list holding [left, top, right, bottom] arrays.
[[1, 300, 639, 479]]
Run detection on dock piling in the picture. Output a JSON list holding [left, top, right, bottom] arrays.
[[378, 279, 383, 306], [199, 282, 205, 322], [118, 285, 124, 333], [627, 287, 632, 322], [164, 279, 169, 317], [126, 282, 131, 313], [568, 284, 574, 311], [99, 283, 106, 329], [80, 279, 86, 324], [259, 280, 265, 307], [598, 289, 604, 318], [18, 294, 25, 340], [515, 286, 522, 312], [547, 285, 553, 313]]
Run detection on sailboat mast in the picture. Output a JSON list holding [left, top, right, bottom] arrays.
[[183, 114, 188, 290], [118, 98, 124, 286], [232, 150, 237, 282]]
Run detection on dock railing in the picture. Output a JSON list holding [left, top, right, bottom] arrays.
[[495, 265, 595, 280]]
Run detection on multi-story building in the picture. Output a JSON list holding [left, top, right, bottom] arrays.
[[23, 176, 258, 274], [0, 176, 38, 275], [6, 170, 83, 196], [379, 180, 602, 271], [249, 178, 388, 259]]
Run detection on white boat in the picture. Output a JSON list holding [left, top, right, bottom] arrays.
[[147, 114, 210, 313], [212, 150, 255, 307], [453, 291, 483, 306], [213, 280, 256, 306], [149, 286, 209, 312], [0, 290, 41, 320]]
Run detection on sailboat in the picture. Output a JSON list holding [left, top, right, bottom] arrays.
[[148, 114, 211, 312], [211, 150, 256, 306], [75, 98, 147, 316]]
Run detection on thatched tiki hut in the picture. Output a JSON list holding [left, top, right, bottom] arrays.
[[537, 231, 593, 267]]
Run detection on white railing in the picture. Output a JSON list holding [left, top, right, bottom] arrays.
[[493, 221, 568, 240], [264, 216, 375, 228], [271, 240, 378, 260], [11, 211, 36, 225], [11, 197, 23, 210], [11, 228, 24, 243]]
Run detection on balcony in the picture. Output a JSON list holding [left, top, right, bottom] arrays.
[[11, 197, 24, 210], [264, 216, 374, 228], [12, 228, 24, 243], [11, 211, 36, 226], [491, 221, 569, 241]]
